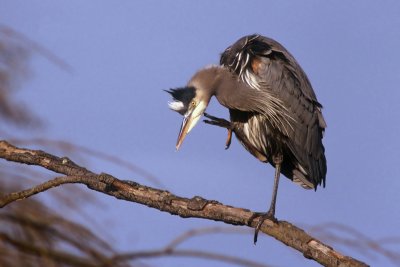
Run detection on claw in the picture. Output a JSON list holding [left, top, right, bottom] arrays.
[[203, 119, 221, 126], [203, 113, 233, 149], [225, 129, 232, 149], [253, 211, 278, 244], [254, 156, 282, 244]]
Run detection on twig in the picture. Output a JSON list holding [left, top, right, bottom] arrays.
[[113, 248, 271, 267], [0, 175, 97, 207], [166, 226, 251, 249], [0, 24, 73, 72], [0, 140, 369, 267], [308, 223, 400, 264], [0, 233, 106, 267], [8, 137, 164, 188]]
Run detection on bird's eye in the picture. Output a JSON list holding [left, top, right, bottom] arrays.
[[191, 100, 196, 107]]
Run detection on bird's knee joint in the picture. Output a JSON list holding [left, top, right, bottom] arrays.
[[273, 154, 283, 164]]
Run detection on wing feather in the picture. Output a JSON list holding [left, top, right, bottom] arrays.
[[220, 34, 326, 188]]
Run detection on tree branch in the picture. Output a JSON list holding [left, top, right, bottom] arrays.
[[0, 233, 106, 267], [118, 226, 270, 267], [0, 140, 369, 267], [113, 248, 270, 267], [0, 175, 97, 207]]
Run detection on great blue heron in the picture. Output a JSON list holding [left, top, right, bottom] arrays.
[[166, 34, 327, 243]]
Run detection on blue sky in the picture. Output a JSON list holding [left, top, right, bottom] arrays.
[[2, 1, 400, 266]]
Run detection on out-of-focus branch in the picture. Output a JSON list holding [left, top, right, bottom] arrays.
[[8, 137, 164, 188], [0, 24, 71, 127], [0, 184, 126, 267], [114, 226, 270, 267], [0, 232, 110, 267], [165, 226, 252, 249], [113, 248, 270, 267], [0, 140, 369, 267], [308, 223, 400, 265], [0, 25, 72, 72]]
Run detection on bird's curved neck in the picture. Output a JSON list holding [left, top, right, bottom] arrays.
[[189, 65, 263, 111], [212, 66, 260, 111], [191, 66, 293, 135]]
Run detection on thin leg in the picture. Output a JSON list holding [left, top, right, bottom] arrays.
[[203, 113, 233, 149], [254, 154, 283, 244], [267, 154, 283, 217], [203, 113, 231, 128]]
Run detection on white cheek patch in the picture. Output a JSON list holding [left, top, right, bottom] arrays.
[[168, 101, 184, 112], [191, 101, 207, 118]]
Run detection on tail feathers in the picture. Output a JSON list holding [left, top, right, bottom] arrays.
[[292, 169, 314, 189]]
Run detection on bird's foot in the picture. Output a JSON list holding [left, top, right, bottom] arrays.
[[253, 210, 278, 244], [225, 128, 232, 149], [203, 113, 231, 128], [203, 113, 233, 149]]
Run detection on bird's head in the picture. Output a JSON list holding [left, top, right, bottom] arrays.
[[166, 68, 217, 150]]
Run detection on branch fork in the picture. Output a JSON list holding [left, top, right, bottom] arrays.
[[0, 140, 368, 267]]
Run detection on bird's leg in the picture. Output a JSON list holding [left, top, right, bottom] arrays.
[[267, 154, 283, 218], [203, 113, 233, 149], [254, 154, 283, 244], [203, 113, 231, 128]]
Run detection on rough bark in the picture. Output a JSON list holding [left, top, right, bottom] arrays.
[[0, 140, 368, 267]]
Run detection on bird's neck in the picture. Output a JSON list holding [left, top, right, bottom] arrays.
[[189, 65, 259, 110], [212, 66, 259, 111]]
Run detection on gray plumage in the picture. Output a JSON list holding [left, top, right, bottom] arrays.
[[220, 34, 326, 189], [167, 34, 327, 241]]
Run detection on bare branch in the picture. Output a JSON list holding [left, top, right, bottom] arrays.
[[8, 137, 164, 188], [0, 140, 369, 267], [166, 226, 251, 249], [0, 182, 126, 267], [126, 227, 273, 267], [0, 24, 73, 72], [308, 223, 400, 265], [113, 248, 272, 267], [0, 175, 97, 207], [0, 232, 110, 267]]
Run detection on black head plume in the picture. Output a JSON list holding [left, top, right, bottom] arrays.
[[165, 86, 196, 115]]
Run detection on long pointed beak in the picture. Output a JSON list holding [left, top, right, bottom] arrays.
[[176, 113, 192, 150], [175, 103, 206, 150]]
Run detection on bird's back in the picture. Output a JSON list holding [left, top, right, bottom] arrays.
[[220, 34, 327, 189]]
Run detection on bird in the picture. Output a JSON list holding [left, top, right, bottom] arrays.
[[166, 34, 327, 243]]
